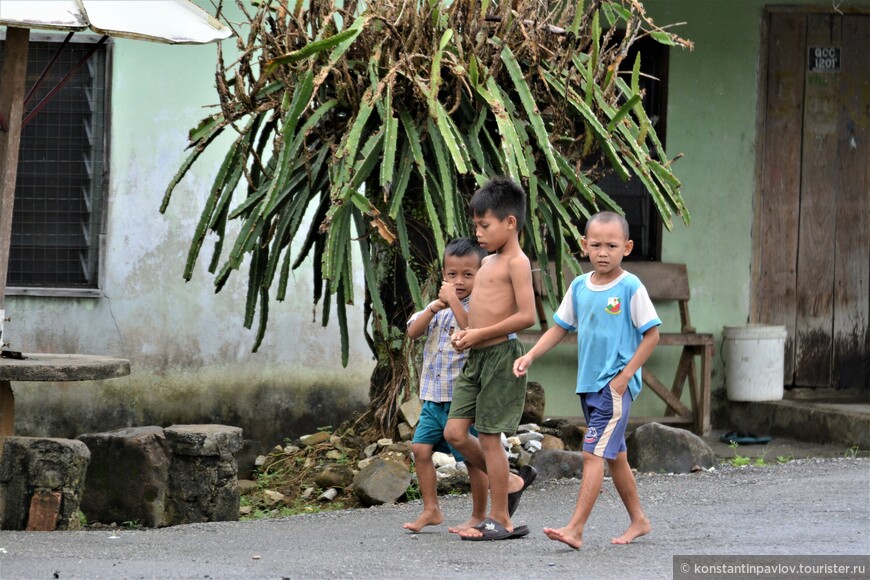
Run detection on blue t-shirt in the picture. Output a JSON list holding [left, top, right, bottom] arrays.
[[553, 271, 661, 400]]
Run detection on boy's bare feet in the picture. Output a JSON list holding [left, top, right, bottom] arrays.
[[543, 526, 583, 549], [403, 509, 444, 532], [611, 518, 651, 544], [447, 516, 484, 534]]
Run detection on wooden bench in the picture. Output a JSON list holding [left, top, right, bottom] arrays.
[[517, 262, 713, 436]]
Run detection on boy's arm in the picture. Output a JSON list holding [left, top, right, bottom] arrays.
[[407, 300, 445, 339], [438, 282, 468, 329], [513, 324, 568, 377], [609, 326, 660, 396]]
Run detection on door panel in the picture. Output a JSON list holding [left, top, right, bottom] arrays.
[[794, 13, 840, 386], [756, 11, 805, 382], [757, 11, 869, 389]]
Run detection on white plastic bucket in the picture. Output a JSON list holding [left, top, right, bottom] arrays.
[[723, 325, 787, 401]]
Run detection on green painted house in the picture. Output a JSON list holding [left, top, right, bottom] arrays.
[[1, 1, 867, 447]]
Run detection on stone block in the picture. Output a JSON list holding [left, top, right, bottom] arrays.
[[164, 425, 242, 524], [298, 431, 331, 447], [528, 449, 584, 482], [164, 424, 243, 457], [397, 422, 414, 442], [353, 458, 411, 506], [627, 422, 717, 474], [315, 464, 354, 489], [165, 453, 240, 524], [541, 434, 566, 451], [559, 423, 587, 451], [520, 381, 546, 425], [0, 437, 90, 531], [398, 395, 422, 428], [78, 426, 170, 528]]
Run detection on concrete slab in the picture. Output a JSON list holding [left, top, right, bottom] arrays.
[[0, 353, 130, 382], [703, 430, 861, 462], [718, 387, 870, 452]]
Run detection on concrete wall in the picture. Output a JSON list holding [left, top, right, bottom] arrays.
[[7, 11, 373, 447]]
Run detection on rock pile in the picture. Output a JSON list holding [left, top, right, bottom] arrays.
[[242, 407, 718, 517]]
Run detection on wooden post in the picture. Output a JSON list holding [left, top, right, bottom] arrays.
[[0, 27, 31, 346]]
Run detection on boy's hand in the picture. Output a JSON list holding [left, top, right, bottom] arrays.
[[451, 328, 482, 351], [609, 374, 629, 396], [429, 299, 447, 313], [513, 354, 533, 377], [438, 282, 457, 305]]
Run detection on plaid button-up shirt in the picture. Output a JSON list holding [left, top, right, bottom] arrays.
[[408, 297, 470, 402]]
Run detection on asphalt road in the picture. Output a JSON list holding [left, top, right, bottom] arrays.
[[1, 458, 868, 579]]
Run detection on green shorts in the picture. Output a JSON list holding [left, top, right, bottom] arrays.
[[447, 339, 527, 435]]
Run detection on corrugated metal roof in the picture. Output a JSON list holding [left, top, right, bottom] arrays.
[[0, 0, 231, 44]]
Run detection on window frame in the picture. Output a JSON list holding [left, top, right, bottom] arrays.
[[0, 30, 113, 298], [581, 35, 669, 263]]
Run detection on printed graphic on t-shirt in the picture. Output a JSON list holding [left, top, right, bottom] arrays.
[[606, 297, 621, 315]]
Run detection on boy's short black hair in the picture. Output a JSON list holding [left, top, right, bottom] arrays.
[[585, 211, 630, 239], [469, 177, 527, 230], [444, 237, 486, 263]]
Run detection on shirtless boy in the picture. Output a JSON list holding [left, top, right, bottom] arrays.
[[443, 177, 538, 541]]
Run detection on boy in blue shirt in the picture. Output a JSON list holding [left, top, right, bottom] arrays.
[[513, 211, 660, 549]]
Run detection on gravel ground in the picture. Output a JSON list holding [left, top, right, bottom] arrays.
[[0, 457, 868, 579]]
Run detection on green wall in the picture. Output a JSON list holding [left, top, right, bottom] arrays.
[[533, 1, 870, 421]]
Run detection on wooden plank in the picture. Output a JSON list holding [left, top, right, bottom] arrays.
[[517, 330, 712, 347], [546, 415, 694, 428], [794, 13, 841, 386], [534, 261, 691, 302], [664, 349, 693, 417], [756, 11, 806, 383], [656, 333, 714, 347], [833, 15, 870, 389], [699, 343, 713, 436], [641, 368, 692, 418], [0, 379, 12, 436], [623, 262, 690, 301]]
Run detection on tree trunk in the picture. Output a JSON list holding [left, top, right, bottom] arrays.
[[347, 180, 437, 440]]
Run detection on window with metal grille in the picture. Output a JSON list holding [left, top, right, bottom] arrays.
[[0, 34, 109, 291]]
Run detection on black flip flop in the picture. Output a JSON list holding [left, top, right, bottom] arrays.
[[507, 465, 537, 517]]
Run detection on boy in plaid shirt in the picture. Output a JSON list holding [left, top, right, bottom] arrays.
[[403, 238, 489, 533]]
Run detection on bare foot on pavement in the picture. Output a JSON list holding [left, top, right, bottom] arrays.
[[403, 510, 443, 532], [611, 518, 651, 544], [543, 526, 583, 549]]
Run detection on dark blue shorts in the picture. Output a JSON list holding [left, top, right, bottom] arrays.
[[580, 385, 632, 460]]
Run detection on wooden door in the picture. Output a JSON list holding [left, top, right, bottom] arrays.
[[755, 10, 869, 389]]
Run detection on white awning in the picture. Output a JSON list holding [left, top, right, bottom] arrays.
[[0, 0, 231, 44]]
